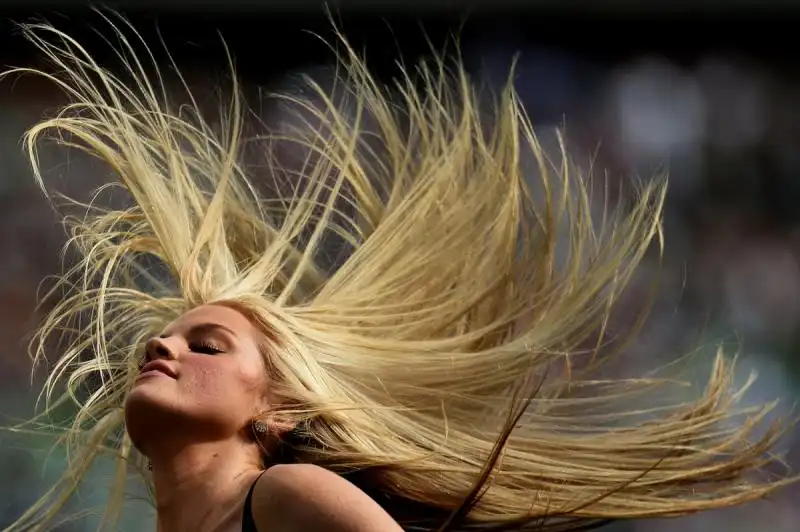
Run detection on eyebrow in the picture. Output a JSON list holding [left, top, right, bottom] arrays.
[[159, 322, 238, 339]]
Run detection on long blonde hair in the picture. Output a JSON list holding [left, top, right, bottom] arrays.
[[4, 13, 795, 532]]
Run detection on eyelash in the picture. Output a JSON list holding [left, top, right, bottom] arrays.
[[190, 341, 224, 355]]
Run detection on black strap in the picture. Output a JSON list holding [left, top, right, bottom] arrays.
[[242, 470, 268, 532]]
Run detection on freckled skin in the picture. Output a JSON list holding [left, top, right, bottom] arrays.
[[124, 305, 270, 455]]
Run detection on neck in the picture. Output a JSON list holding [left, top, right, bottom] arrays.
[[148, 439, 263, 532]]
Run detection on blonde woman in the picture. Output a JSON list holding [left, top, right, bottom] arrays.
[[4, 14, 794, 532]]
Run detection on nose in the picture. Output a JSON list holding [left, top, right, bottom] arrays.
[[144, 336, 177, 361]]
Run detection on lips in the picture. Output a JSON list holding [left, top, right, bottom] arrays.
[[138, 360, 178, 379]]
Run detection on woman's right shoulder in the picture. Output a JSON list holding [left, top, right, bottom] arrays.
[[251, 464, 403, 532]]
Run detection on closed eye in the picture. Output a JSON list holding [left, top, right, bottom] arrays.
[[190, 341, 224, 355]]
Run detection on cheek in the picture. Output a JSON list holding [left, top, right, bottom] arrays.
[[124, 355, 269, 437], [181, 357, 265, 410]]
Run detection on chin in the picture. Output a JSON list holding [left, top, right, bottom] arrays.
[[124, 384, 181, 445], [123, 386, 235, 449], [126, 376, 174, 410]]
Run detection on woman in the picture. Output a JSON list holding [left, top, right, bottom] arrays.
[[4, 15, 795, 532]]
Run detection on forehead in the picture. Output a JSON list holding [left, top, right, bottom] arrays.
[[163, 304, 255, 336]]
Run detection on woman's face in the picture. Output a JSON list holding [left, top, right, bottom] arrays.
[[124, 304, 270, 453]]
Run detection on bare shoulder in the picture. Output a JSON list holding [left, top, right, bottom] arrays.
[[250, 463, 403, 532]]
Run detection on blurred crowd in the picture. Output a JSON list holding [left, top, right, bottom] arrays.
[[480, 43, 800, 532], [0, 18, 798, 531]]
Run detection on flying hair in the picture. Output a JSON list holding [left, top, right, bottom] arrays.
[[2, 12, 796, 532]]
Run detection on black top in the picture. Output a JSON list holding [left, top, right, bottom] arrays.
[[242, 471, 266, 532]]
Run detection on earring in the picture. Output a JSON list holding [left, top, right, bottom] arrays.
[[253, 420, 268, 435]]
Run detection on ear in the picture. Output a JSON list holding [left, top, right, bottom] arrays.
[[251, 406, 299, 441], [265, 411, 298, 439]]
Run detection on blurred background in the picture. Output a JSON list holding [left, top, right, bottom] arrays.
[[0, 1, 799, 531]]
